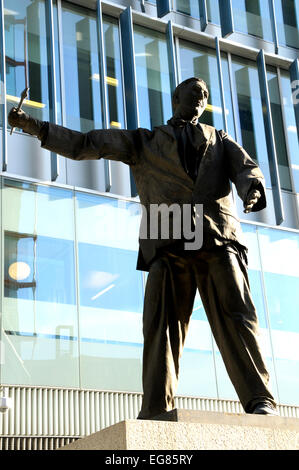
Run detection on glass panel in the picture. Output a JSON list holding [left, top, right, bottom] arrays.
[[2, 179, 79, 387], [4, 0, 51, 129], [207, 0, 220, 24], [231, 0, 274, 41], [179, 40, 236, 138], [76, 193, 144, 391], [103, 15, 125, 130], [258, 227, 299, 405], [214, 224, 278, 400], [61, 1, 102, 132], [134, 25, 173, 129], [275, 0, 299, 49], [280, 69, 299, 192], [231, 56, 271, 187], [175, 0, 200, 18], [178, 292, 218, 397], [267, 66, 292, 191]]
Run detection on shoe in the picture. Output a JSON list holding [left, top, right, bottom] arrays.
[[252, 402, 279, 416]]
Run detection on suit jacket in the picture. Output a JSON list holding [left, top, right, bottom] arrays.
[[40, 122, 266, 270]]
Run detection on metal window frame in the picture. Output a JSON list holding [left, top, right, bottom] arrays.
[[257, 48, 284, 225], [290, 59, 299, 136], [269, 0, 279, 53], [219, 0, 234, 38], [96, 0, 112, 192], [45, 0, 59, 182], [199, 0, 208, 31], [0, 0, 7, 172], [56, 0, 67, 127], [157, 0, 172, 18], [166, 20, 178, 94], [215, 37, 228, 133], [119, 7, 139, 197]]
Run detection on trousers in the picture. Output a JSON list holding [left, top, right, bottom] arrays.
[[137, 245, 276, 419]]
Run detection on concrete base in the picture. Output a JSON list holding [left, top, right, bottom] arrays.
[[59, 409, 299, 450]]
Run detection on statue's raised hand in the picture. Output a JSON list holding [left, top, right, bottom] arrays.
[[8, 107, 42, 137]]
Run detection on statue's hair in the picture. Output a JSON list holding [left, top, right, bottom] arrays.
[[172, 77, 209, 108]]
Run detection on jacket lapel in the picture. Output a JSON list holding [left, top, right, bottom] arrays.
[[157, 122, 215, 186]]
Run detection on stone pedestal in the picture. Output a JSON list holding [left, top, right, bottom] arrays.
[[59, 409, 299, 450]]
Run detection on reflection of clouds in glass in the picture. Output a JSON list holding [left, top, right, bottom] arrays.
[[259, 234, 299, 277], [83, 271, 119, 289], [271, 330, 299, 361]]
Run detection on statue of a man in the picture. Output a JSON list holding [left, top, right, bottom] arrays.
[[8, 77, 278, 418]]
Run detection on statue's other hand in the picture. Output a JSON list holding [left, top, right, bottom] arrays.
[[244, 189, 261, 213], [8, 107, 42, 136]]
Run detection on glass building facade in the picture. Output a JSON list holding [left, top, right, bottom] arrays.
[[0, 0, 299, 449], [1, 176, 299, 406]]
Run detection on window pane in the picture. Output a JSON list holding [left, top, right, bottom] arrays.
[[61, 1, 102, 132], [214, 224, 278, 401], [232, 0, 274, 41], [179, 40, 236, 137], [267, 66, 292, 191], [76, 193, 144, 391], [231, 56, 271, 186], [4, 0, 51, 128], [207, 0, 220, 24], [178, 292, 218, 397], [2, 180, 79, 387], [134, 25, 173, 129], [258, 227, 299, 405], [175, 0, 200, 18], [280, 69, 299, 192], [275, 0, 299, 49], [103, 15, 125, 130]]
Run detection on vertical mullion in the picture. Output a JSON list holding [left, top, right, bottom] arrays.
[[157, 0, 172, 18], [290, 59, 299, 135], [0, 0, 7, 172], [166, 20, 178, 94], [215, 37, 228, 133], [199, 0, 208, 31], [269, 0, 279, 54], [73, 190, 82, 390], [175, 36, 182, 84], [219, 0, 234, 37], [46, 0, 59, 181], [226, 52, 242, 144], [257, 49, 284, 225], [57, 0, 66, 127], [96, 0, 111, 192], [120, 7, 139, 197]]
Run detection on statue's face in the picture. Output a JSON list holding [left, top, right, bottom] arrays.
[[174, 80, 208, 121]]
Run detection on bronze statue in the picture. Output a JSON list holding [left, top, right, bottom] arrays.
[[8, 77, 278, 417]]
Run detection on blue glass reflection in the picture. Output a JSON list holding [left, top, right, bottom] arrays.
[[78, 243, 144, 313], [4, 233, 76, 304]]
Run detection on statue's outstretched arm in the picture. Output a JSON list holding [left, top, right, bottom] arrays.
[[8, 107, 140, 166]]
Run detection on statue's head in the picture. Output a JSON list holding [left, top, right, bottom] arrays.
[[172, 77, 209, 121]]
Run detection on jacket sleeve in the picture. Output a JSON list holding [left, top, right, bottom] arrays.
[[219, 130, 266, 212], [39, 122, 142, 165]]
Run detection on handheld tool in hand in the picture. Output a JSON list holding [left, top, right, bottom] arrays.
[[10, 87, 30, 135]]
